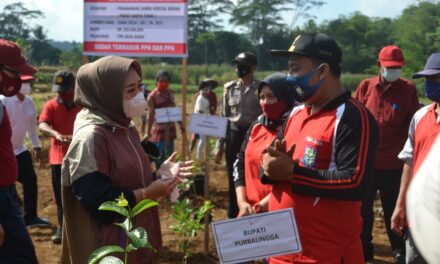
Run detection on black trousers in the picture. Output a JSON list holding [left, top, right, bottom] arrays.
[[16, 150, 38, 222], [51, 165, 63, 228], [361, 168, 405, 259], [225, 126, 248, 218]]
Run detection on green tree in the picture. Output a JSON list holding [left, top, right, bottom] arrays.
[[59, 45, 83, 71], [29, 25, 61, 65], [0, 2, 43, 41], [393, 1, 440, 75]]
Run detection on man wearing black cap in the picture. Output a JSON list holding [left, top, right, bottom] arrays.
[[39, 70, 81, 244], [392, 52, 440, 264], [0, 38, 38, 263], [214, 51, 262, 218], [261, 33, 379, 263]]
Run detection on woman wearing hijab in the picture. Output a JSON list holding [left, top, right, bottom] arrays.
[[233, 73, 295, 217], [61, 56, 192, 264]]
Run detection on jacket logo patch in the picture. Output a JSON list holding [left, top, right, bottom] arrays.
[[302, 144, 317, 168]]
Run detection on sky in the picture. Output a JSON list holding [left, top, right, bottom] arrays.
[[0, 0, 418, 42]]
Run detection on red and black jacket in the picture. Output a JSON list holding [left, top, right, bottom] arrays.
[[265, 91, 380, 201]]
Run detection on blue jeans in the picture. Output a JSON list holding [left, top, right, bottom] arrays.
[[153, 141, 174, 168], [0, 185, 38, 263]]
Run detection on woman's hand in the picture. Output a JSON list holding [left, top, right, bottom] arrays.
[[157, 152, 194, 179], [143, 177, 180, 200], [237, 200, 255, 218]]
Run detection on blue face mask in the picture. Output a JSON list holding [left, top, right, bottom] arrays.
[[286, 65, 323, 102], [425, 80, 440, 102]]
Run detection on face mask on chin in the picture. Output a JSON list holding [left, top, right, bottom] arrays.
[[0, 71, 22, 97], [123, 91, 147, 118], [286, 65, 324, 102], [382, 68, 401, 82]]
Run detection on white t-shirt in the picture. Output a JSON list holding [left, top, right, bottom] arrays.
[[0, 95, 40, 155], [194, 94, 210, 115]]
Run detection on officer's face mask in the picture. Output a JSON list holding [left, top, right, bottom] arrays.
[[286, 64, 324, 102], [236, 63, 252, 78]]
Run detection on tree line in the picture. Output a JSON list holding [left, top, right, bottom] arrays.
[[1, 1, 440, 77]]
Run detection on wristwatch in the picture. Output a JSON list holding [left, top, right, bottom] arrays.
[[33, 147, 41, 152]]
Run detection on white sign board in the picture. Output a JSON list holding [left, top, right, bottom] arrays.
[[155, 107, 182, 123], [407, 135, 440, 264], [83, 0, 188, 57], [211, 208, 302, 264], [189, 113, 228, 138]]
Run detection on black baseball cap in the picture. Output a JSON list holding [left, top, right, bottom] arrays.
[[232, 52, 258, 65], [270, 33, 342, 65], [52, 71, 75, 92]]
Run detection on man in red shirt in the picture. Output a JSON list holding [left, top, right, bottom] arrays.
[[39, 71, 81, 244], [354, 46, 419, 263], [0, 39, 38, 263], [262, 33, 379, 263], [392, 52, 440, 264]]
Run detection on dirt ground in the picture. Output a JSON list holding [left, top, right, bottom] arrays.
[[20, 156, 394, 264]]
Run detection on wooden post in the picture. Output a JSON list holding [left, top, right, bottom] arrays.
[[181, 58, 188, 160], [203, 136, 210, 253], [81, 55, 89, 65]]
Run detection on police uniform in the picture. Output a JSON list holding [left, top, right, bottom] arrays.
[[217, 62, 262, 218]]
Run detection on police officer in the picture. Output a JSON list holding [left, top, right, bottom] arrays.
[[215, 51, 262, 218]]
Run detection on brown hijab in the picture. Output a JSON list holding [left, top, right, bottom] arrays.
[[75, 56, 142, 127]]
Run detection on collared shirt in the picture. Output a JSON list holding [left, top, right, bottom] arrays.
[[39, 97, 81, 165], [267, 91, 379, 263], [399, 103, 440, 174], [221, 78, 261, 129], [355, 76, 419, 169], [0, 95, 40, 155], [0, 103, 18, 186]]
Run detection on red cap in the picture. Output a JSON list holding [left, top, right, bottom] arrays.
[[20, 75, 36, 82], [379, 45, 405, 67], [0, 39, 37, 75]]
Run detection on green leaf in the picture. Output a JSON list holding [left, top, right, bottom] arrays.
[[127, 227, 148, 248], [115, 218, 132, 232], [87, 245, 124, 264], [99, 201, 129, 217], [116, 198, 128, 207], [131, 199, 158, 217], [98, 256, 124, 264]]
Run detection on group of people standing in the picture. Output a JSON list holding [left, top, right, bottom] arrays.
[[219, 33, 439, 264], [1, 29, 440, 264]]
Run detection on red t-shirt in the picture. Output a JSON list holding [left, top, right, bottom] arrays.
[[0, 105, 18, 186], [354, 77, 419, 169], [413, 103, 440, 174], [39, 98, 81, 165]]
